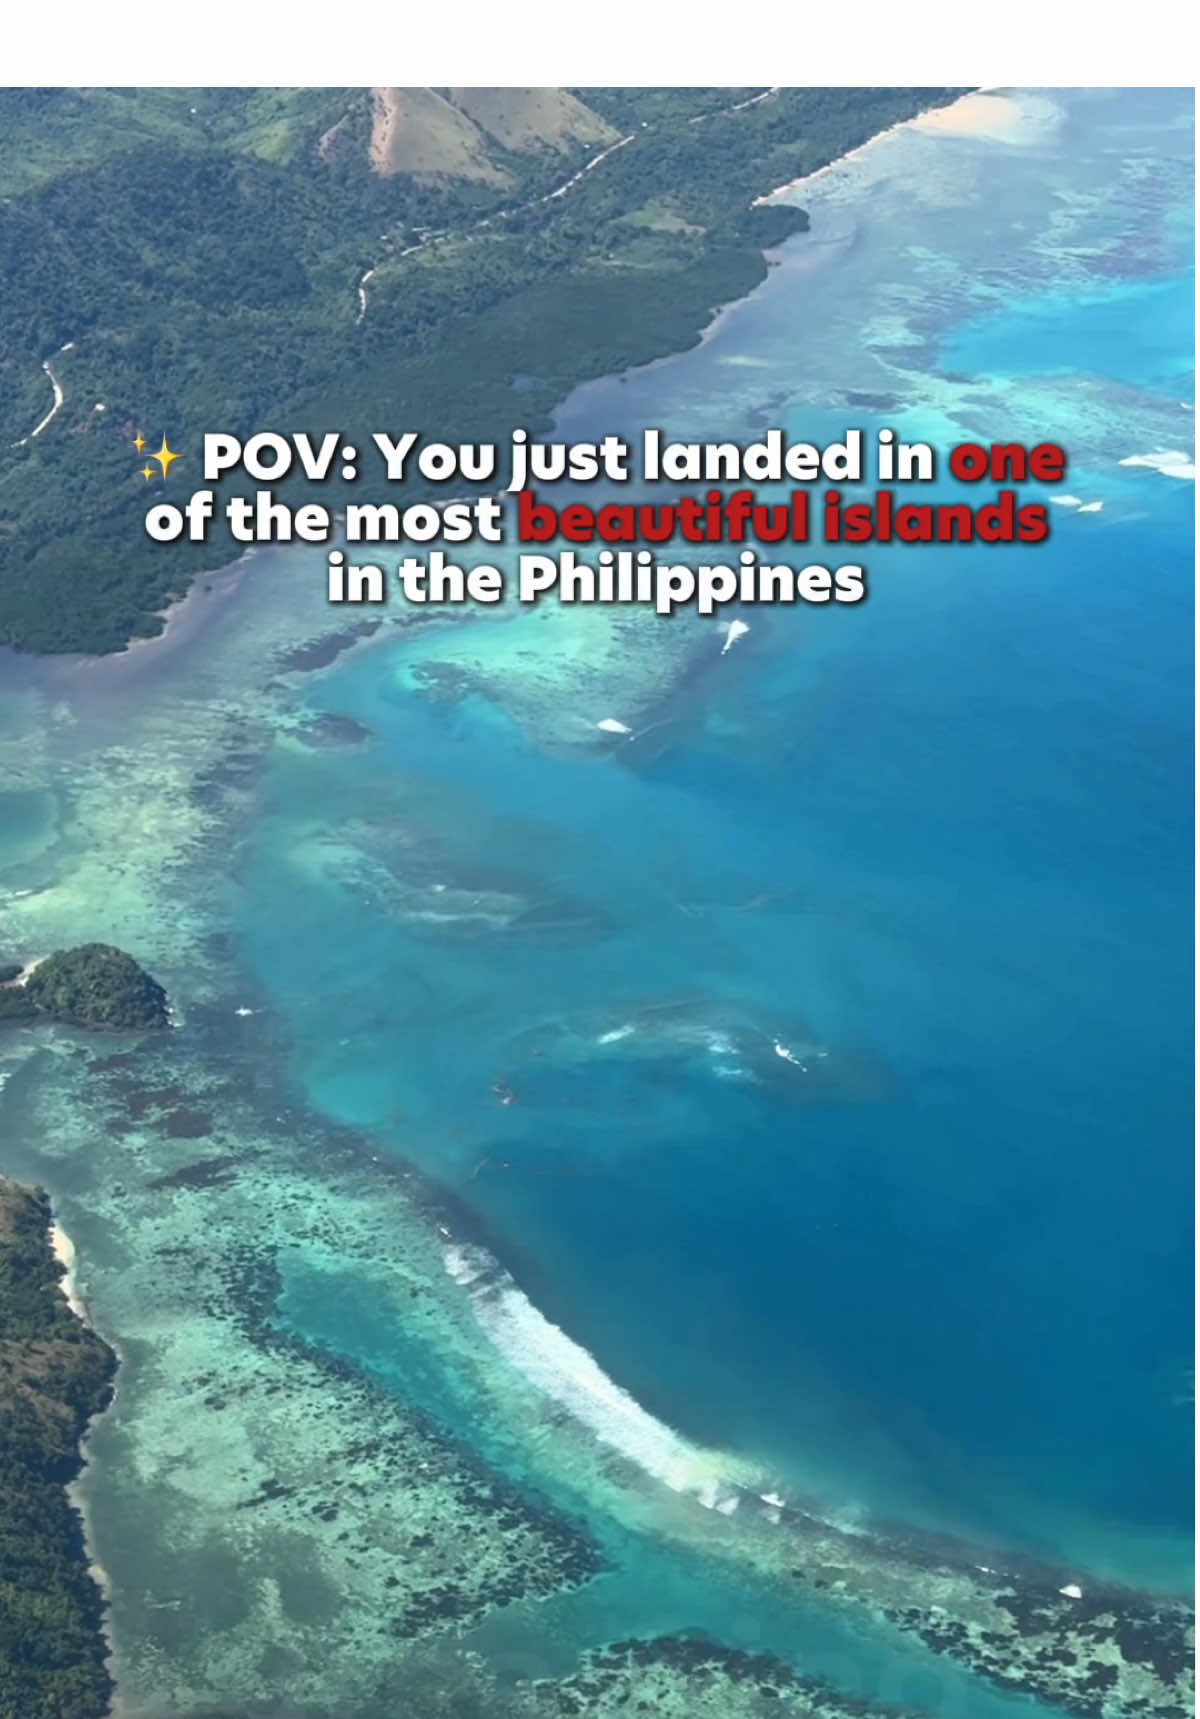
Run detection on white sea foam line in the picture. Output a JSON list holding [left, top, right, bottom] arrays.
[[752, 90, 1037, 208], [443, 1241, 750, 1505], [50, 1220, 88, 1321], [713, 1062, 754, 1081], [773, 1040, 806, 1067], [1119, 449, 1196, 481]]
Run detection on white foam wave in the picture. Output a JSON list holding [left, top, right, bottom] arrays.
[[596, 716, 633, 735], [50, 1221, 87, 1322], [773, 1040, 807, 1068], [596, 1024, 635, 1045], [1119, 448, 1196, 481], [1050, 494, 1084, 508], [713, 1061, 755, 1082], [404, 907, 510, 927], [1076, 500, 1104, 513], [721, 619, 750, 655], [443, 1240, 750, 1505]]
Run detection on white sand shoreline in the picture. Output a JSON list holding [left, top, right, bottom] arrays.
[[47, 1210, 123, 1699], [752, 87, 1042, 207], [50, 1215, 88, 1321]]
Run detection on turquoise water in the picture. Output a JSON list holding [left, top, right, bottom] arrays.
[[0, 86, 1192, 1717], [236, 91, 1195, 1586], [942, 274, 1195, 390], [0, 787, 56, 871]]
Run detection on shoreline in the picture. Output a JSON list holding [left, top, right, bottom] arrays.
[[46, 548, 262, 690], [13, 90, 981, 690], [50, 1216, 88, 1320], [1, 953, 44, 988], [49, 1208, 123, 1710], [17, 1085, 1195, 1719], [753, 85, 1003, 206], [0, 1179, 118, 1719]]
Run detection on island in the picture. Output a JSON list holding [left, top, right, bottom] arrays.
[[0, 943, 169, 1030], [0, 1176, 117, 1719]]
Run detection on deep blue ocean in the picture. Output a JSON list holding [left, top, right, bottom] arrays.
[[233, 91, 1194, 1601]]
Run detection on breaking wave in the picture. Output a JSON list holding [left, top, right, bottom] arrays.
[[443, 1240, 753, 1508], [1119, 448, 1196, 481]]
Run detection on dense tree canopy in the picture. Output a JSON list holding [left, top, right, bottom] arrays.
[[0, 1179, 117, 1719], [0, 86, 963, 654], [2, 945, 168, 1029]]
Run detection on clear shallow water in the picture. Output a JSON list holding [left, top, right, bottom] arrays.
[[940, 273, 1195, 392], [0, 85, 1193, 1718]]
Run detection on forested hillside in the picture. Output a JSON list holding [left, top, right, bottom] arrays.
[[0, 86, 963, 653], [0, 1178, 117, 1719]]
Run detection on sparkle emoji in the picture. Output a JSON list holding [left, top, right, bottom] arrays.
[[133, 432, 146, 453], [152, 436, 181, 479], [140, 465, 157, 482]]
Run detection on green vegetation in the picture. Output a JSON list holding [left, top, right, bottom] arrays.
[[0, 990, 37, 1022], [1, 944, 168, 1029], [0, 86, 964, 653], [0, 1177, 117, 1719]]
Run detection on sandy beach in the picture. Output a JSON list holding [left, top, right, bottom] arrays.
[[2, 954, 44, 988], [910, 90, 1033, 141], [754, 88, 1054, 208], [51, 1218, 88, 1320], [51, 1224, 121, 1691]]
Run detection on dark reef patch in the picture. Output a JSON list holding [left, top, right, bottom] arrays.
[[525, 1633, 928, 1717], [280, 623, 382, 674], [292, 713, 375, 749], [885, 1578, 1194, 1719], [147, 1155, 241, 1192]]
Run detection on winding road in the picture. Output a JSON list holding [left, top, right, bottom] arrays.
[[13, 341, 74, 447], [16, 359, 65, 445], [354, 88, 780, 324]]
